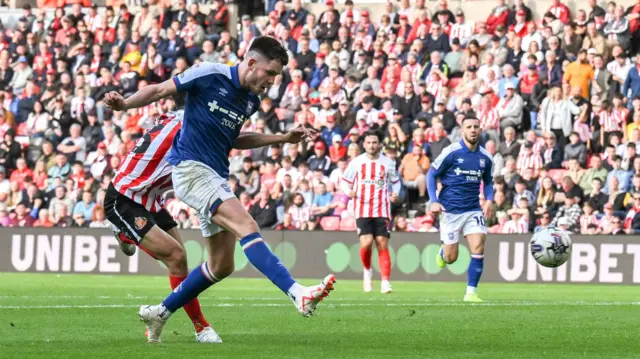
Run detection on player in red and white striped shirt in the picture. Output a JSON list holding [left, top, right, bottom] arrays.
[[104, 108, 222, 342], [341, 130, 401, 294], [112, 112, 181, 214]]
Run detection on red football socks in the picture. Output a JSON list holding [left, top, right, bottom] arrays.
[[360, 247, 372, 270], [169, 275, 210, 332], [378, 249, 391, 281]]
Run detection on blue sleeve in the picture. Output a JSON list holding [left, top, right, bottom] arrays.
[[426, 150, 453, 204], [426, 169, 439, 203], [172, 62, 222, 93], [482, 157, 494, 201]]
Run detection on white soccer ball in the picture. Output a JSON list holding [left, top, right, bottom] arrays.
[[529, 226, 572, 268]]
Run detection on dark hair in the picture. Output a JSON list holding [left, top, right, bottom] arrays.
[[362, 129, 384, 142], [461, 116, 480, 124], [248, 36, 289, 66]]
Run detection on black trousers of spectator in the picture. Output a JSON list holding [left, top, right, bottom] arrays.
[[551, 129, 567, 150]]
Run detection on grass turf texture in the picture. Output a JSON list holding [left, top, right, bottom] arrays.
[[0, 273, 637, 359]]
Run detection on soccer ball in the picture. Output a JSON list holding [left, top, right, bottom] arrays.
[[530, 226, 572, 268]]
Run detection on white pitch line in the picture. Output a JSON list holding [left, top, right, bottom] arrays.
[[1, 296, 638, 305], [0, 301, 639, 309]]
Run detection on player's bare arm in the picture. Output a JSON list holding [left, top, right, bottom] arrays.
[[482, 200, 493, 219], [234, 127, 317, 149], [104, 78, 178, 111]]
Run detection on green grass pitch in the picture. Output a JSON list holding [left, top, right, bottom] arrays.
[[0, 273, 638, 359]]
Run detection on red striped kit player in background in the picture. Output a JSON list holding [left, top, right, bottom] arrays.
[[341, 130, 401, 294]]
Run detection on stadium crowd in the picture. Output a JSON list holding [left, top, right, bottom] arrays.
[[1, 0, 640, 235]]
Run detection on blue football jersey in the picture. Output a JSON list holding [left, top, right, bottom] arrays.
[[167, 62, 261, 179], [427, 140, 494, 214]]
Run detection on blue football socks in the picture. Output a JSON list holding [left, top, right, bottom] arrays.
[[240, 232, 298, 295], [162, 262, 218, 315], [467, 254, 484, 294]]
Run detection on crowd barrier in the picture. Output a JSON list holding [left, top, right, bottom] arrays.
[[3, 228, 639, 284]]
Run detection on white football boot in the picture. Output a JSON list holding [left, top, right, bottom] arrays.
[[291, 274, 336, 317], [381, 280, 392, 294], [195, 326, 223, 343], [363, 268, 373, 292], [138, 305, 169, 343]]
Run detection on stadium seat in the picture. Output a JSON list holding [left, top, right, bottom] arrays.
[[547, 169, 567, 184], [339, 217, 356, 231], [320, 216, 341, 231]]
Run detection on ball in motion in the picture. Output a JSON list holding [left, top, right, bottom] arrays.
[[530, 226, 572, 268]]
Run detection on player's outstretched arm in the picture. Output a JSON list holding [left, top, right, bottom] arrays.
[[233, 127, 316, 149], [104, 78, 178, 111]]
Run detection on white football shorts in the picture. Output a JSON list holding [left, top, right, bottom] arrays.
[[439, 210, 487, 245], [172, 160, 237, 237]]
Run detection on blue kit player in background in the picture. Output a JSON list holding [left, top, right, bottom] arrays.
[[104, 36, 336, 343], [426, 116, 494, 302]]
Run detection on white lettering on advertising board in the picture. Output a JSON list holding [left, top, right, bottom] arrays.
[[10, 234, 138, 274]]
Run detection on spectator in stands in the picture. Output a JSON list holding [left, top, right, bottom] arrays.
[[400, 144, 430, 200], [563, 132, 588, 167], [551, 192, 582, 232], [309, 182, 333, 230], [250, 187, 278, 229], [604, 155, 632, 193], [308, 141, 332, 176], [584, 178, 608, 212], [497, 83, 524, 131], [579, 156, 608, 193], [239, 157, 259, 197], [0, 129, 20, 171]]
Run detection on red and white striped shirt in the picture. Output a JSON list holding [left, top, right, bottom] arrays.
[[341, 153, 401, 219], [502, 219, 529, 233], [516, 152, 544, 172], [531, 138, 544, 154], [265, 22, 286, 40], [403, 63, 422, 84], [613, 107, 629, 127], [112, 111, 183, 213], [477, 107, 500, 132], [548, 4, 571, 23], [288, 204, 311, 229], [426, 78, 445, 100], [449, 22, 474, 46], [599, 110, 624, 132]]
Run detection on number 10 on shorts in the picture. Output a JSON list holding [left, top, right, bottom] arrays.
[[474, 216, 485, 227]]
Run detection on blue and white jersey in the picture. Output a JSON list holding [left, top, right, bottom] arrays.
[[167, 62, 261, 179], [426, 139, 494, 214]]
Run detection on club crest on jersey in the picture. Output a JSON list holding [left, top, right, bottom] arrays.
[[479, 159, 486, 168], [134, 217, 148, 230]]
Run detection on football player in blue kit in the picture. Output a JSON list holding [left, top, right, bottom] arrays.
[[426, 116, 494, 302], [104, 36, 335, 343]]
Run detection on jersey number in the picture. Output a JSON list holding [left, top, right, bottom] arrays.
[[131, 123, 164, 154], [474, 216, 485, 227]]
